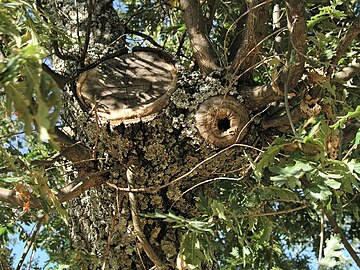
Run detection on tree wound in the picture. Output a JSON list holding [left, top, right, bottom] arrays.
[[76, 51, 177, 125], [195, 96, 250, 147]]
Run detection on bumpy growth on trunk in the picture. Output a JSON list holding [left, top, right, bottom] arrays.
[[40, 0, 291, 269], [42, 1, 264, 268]]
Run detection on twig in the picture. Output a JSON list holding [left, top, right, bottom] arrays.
[[176, 30, 187, 56], [324, 209, 360, 267], [15, 214, 45, 270], [26, 247, 35, 270], [135, 239, 147, 270], [180, 176, 245, 198], [126, 158, 168, 269], [125, 28, 163, 48], [318, 208, 324, 266], [228, 27, 287, 89], [284, 58, 296, 135], [227, 204, 307, 219]]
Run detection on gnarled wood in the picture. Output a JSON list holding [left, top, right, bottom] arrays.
[[76, 51, 177, 124]]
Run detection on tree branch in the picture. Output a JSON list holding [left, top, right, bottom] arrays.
[[330, 15, 360, 68], [79, 0, 94, 67], [284, 0, 307, 89], [126, 157, 168, 269], [15, 215, 45, 270], [335, 58, 360, 81], [325, 209, 360, 268], [42, 63, 70, 89], [228, 0, 247, 62], [125, 28, 163, 48], [205, 0, 218, 34], [230, 0, 271, 81], [0, 170, 108, 208], [179, 0, 220, 75]]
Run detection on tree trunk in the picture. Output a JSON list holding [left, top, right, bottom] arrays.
[[41, 1, 266, 269]]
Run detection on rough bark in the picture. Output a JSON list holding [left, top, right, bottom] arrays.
[[38, 2, 261, 269]]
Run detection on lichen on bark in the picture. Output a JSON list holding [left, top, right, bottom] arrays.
[[43, 1, 258, 269]]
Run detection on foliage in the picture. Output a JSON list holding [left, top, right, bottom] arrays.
[[0, 0, 359, 269]]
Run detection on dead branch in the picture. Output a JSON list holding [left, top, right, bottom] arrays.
[[230, 0, 271, 81], [325, 209, 360, 268], [284, 0, 307, 89], [179, 0, 220, 75]]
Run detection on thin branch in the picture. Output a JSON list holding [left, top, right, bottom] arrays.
[[179, 0, 220, 75], [15, 214, 45, 270], [52, 40, 79, 61], [324, 209, 360, 268], [226, 0, 247, 63], [227, 204, 308, 219], [42, 63, 69, 89], [318, 208, 324, 266], [176, 30, 187, 56], [228, 27, 287, 90], [284, 58, 297, 135], [75, 47, 128, 75], [126, 157, 168, 269], [125, 28, 163, 48]]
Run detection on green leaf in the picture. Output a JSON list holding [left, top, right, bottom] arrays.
[[270, 160, 314, 187], [324, 179, 341, 189], [331, 105, 360, 129], [254, 137, 287, 180], [0, 227, 7, 236], [319, 235, 344, 269], [180, 232, 204, 269], [211, 200, 226, 220]]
